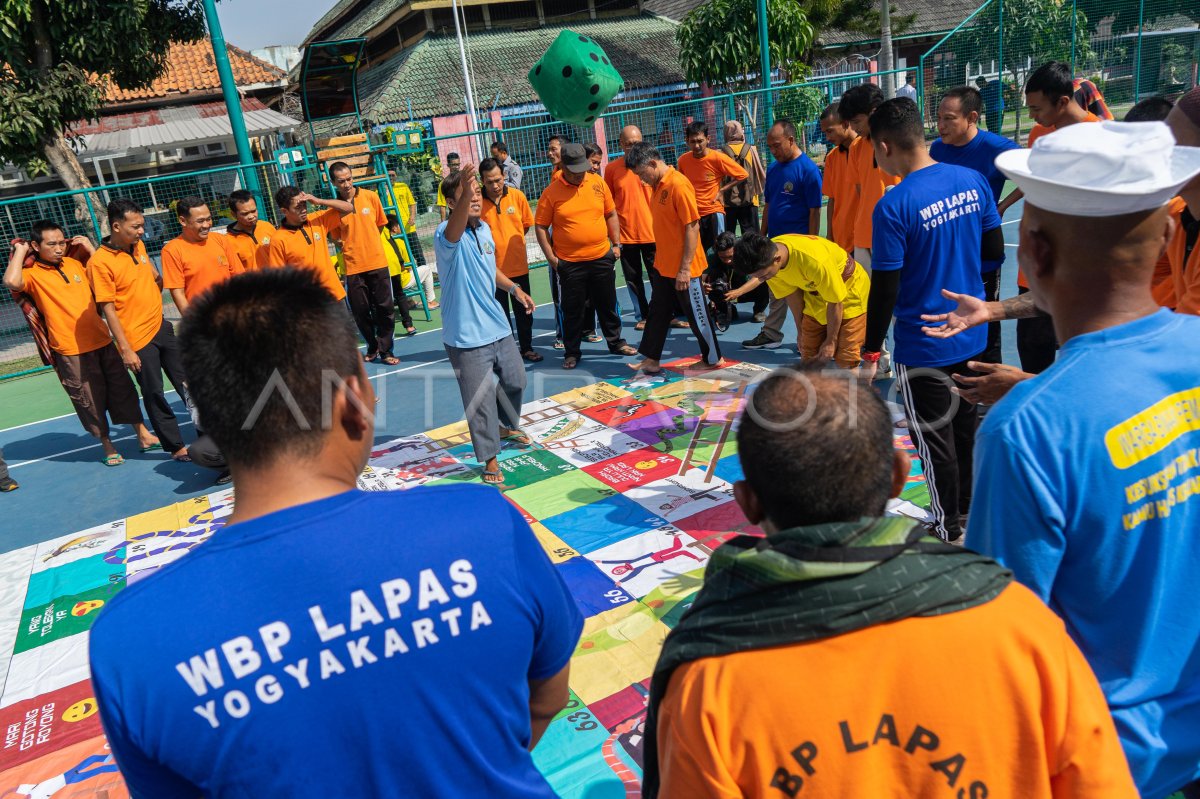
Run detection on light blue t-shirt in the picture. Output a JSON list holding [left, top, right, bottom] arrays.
[[764, 153, 822, 236], [930, 130, 1019, 274], [971, 309, 1200, 799], [89, 485, 583, 799], [434, 220, 513, 349], [871, 162, 1000, 367]]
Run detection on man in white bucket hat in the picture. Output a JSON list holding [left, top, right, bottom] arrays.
[[961, 119, 1200, 799]]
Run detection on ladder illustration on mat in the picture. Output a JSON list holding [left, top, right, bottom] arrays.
[[675, 385, 747, 482]]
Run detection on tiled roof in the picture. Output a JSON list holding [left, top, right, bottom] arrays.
[[821, 0, 982, 45], [360, 15, 686, 121], [642, 0, 705, 22], [304, 0, 363, 45], [104, 39, 287, 104], [327, 0, 405, 42]]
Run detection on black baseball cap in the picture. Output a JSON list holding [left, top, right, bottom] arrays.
[[560, 143, 590, 174]]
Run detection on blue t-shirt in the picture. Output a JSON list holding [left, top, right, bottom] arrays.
[[764, 153, 822, 236], [971, 309, 1200, 799], [434, 220, 513, 349], [930, 131, 1019, 274], [871, 162, 1000, 367], [89, 486, 583, 799]]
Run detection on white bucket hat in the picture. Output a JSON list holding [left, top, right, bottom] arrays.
[[994, 121, 1200, 217]]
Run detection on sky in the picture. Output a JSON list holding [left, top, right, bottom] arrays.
[[215, 0, 331, 52]]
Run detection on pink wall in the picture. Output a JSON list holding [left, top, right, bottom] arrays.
[[431, 114, 484, 165], [593, 118, 609, 167]]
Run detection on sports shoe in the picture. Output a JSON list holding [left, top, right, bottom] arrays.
[[742, 332, 782, 349]]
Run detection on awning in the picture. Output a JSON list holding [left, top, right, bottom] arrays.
[[79, 108, 300, 158]]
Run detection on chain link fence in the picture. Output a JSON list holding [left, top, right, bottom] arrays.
[[919, 0, 1199, 141], [3, 0, 1196, 378]]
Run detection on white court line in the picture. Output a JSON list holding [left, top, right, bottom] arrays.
[[6, 298, 643, 468], [1002, 219, 1021, 226], [1005, 243, 1019, 248]]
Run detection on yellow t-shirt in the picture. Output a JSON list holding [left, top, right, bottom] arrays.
[[657, 583, 1138, 799], [766, 234, 869, 325], [392, 182, 417, 233]]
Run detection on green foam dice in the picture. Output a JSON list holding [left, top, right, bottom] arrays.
[[528, 30, 625, 126]]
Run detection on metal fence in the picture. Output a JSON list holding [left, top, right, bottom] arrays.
[[2, 0, 1197, 378], [919, 0, 1199, 140]]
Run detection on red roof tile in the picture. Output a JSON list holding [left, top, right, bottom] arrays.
[[104, 39, 285, 103]]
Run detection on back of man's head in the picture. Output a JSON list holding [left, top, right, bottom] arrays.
[[839, 83, 885, 120], [180, 268, 363, 470], [1125, 96, 1174, 122], [1025, 61, 1073, 101], [738, 367, 895, 528], [868, 98, 925, 151]]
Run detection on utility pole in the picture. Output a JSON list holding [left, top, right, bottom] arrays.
[[451, 0, 483, 158], [201, 0, 261, 196], [879, 0, 894, 98]]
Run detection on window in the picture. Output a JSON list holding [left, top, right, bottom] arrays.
[[204, 142, 227, 155], [182, 146, 202, 158]]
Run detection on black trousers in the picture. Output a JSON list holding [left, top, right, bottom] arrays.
[[496, 273, 534, 353], [406, 232, 427, 267], [134, 322, 190, 454], [549, 264, 597, 339], [638, 269, 721, 366], [698, 212, 725, 252], [391, 276, 413, 328], [980, 268, 1003, 364], [620, 243, 654, 322], [725, 204, 758, 237], [189, 434, 227, 472], [1016, 286, 1058, 374], [557, 256, 627, 360], [347, 267, 396, 357], [896, 355, 983, 542]]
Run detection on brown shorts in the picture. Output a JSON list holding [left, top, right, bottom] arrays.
[[799, 312, 867, 369], [54, 343, 143, 439]]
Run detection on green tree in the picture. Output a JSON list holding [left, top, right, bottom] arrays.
[[962, 0, 1093, 141], [0, 0, 208, 219]]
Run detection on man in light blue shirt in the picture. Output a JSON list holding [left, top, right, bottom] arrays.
[[491, 141, 523, 190], [971, 120, 1200, 799], [435, 163, 535, 485]]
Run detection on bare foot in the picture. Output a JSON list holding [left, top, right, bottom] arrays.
[[628, 359, 662, 374]]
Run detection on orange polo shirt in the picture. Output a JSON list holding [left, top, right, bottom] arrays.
[[21, 256, 112, 356], [604, 155, 655, 244], [265, 217, 346, 301], [323, 188, 387, 276], [657, 583, 1137, 799], [648, 167, 706, 280], [1027, 111, 1100, 147], [1166, 197, 1200, 315], [225, 220, 276, 271], [850, 135, 901, 251], [481, 187, 535, 278], [161, 234, 243, 302], [676, 149, 749, 217], [822, 142, 859, 254], [534, 171, 616, 263], [89, 240, 163, 352]]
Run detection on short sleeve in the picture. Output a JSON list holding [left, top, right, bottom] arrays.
[[719, 151, 748, 181], [519, 193, 534, 229], [822, 157, 838, 198], [510, 503, 583, 681], [869, 198, 906, 272], [534, 189, 556, 227], [600, 179, 616, 215], [315, 208, 343, 236], [90, 258, 118, 304], [673, 181, 701, 226], [1050, 627, 1141, 797], [970, 422, 1067, 603], [436, 184, 446, 207], [160, 244, 184, 291], [90, 640, 201, 798], [657, 663, 743, 797], [371, 192, 387, 228], [804, 159, 823, 209], [221, 236, 244, 276], [977, 174, 1003, 232]]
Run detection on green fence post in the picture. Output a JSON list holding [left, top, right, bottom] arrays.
[[1070, 0, 1077, 74], [201, 0, 263, 202], [1134, 0, 1145, 101], [757, 0, 774, 127], [998, 0, 1005, 135]]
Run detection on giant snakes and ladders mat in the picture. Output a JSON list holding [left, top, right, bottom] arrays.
[[0, 358, 932, 798]]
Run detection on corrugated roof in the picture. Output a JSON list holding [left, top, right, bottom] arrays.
[[81, 108, 300, 156], [360, 15, 685, 121], [104, 39, 286, 104]]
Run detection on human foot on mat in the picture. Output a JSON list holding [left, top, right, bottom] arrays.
[[500, 428, 533, 447]]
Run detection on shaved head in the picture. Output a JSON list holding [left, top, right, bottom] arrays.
[[619, 125, 643, 149]]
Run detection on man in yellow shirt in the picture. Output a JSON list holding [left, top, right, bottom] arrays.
[[435, 152, 462, 222], [644, 369, 1137, 799], [388, 170, 429, 270], [728, 232, 869, 369]]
